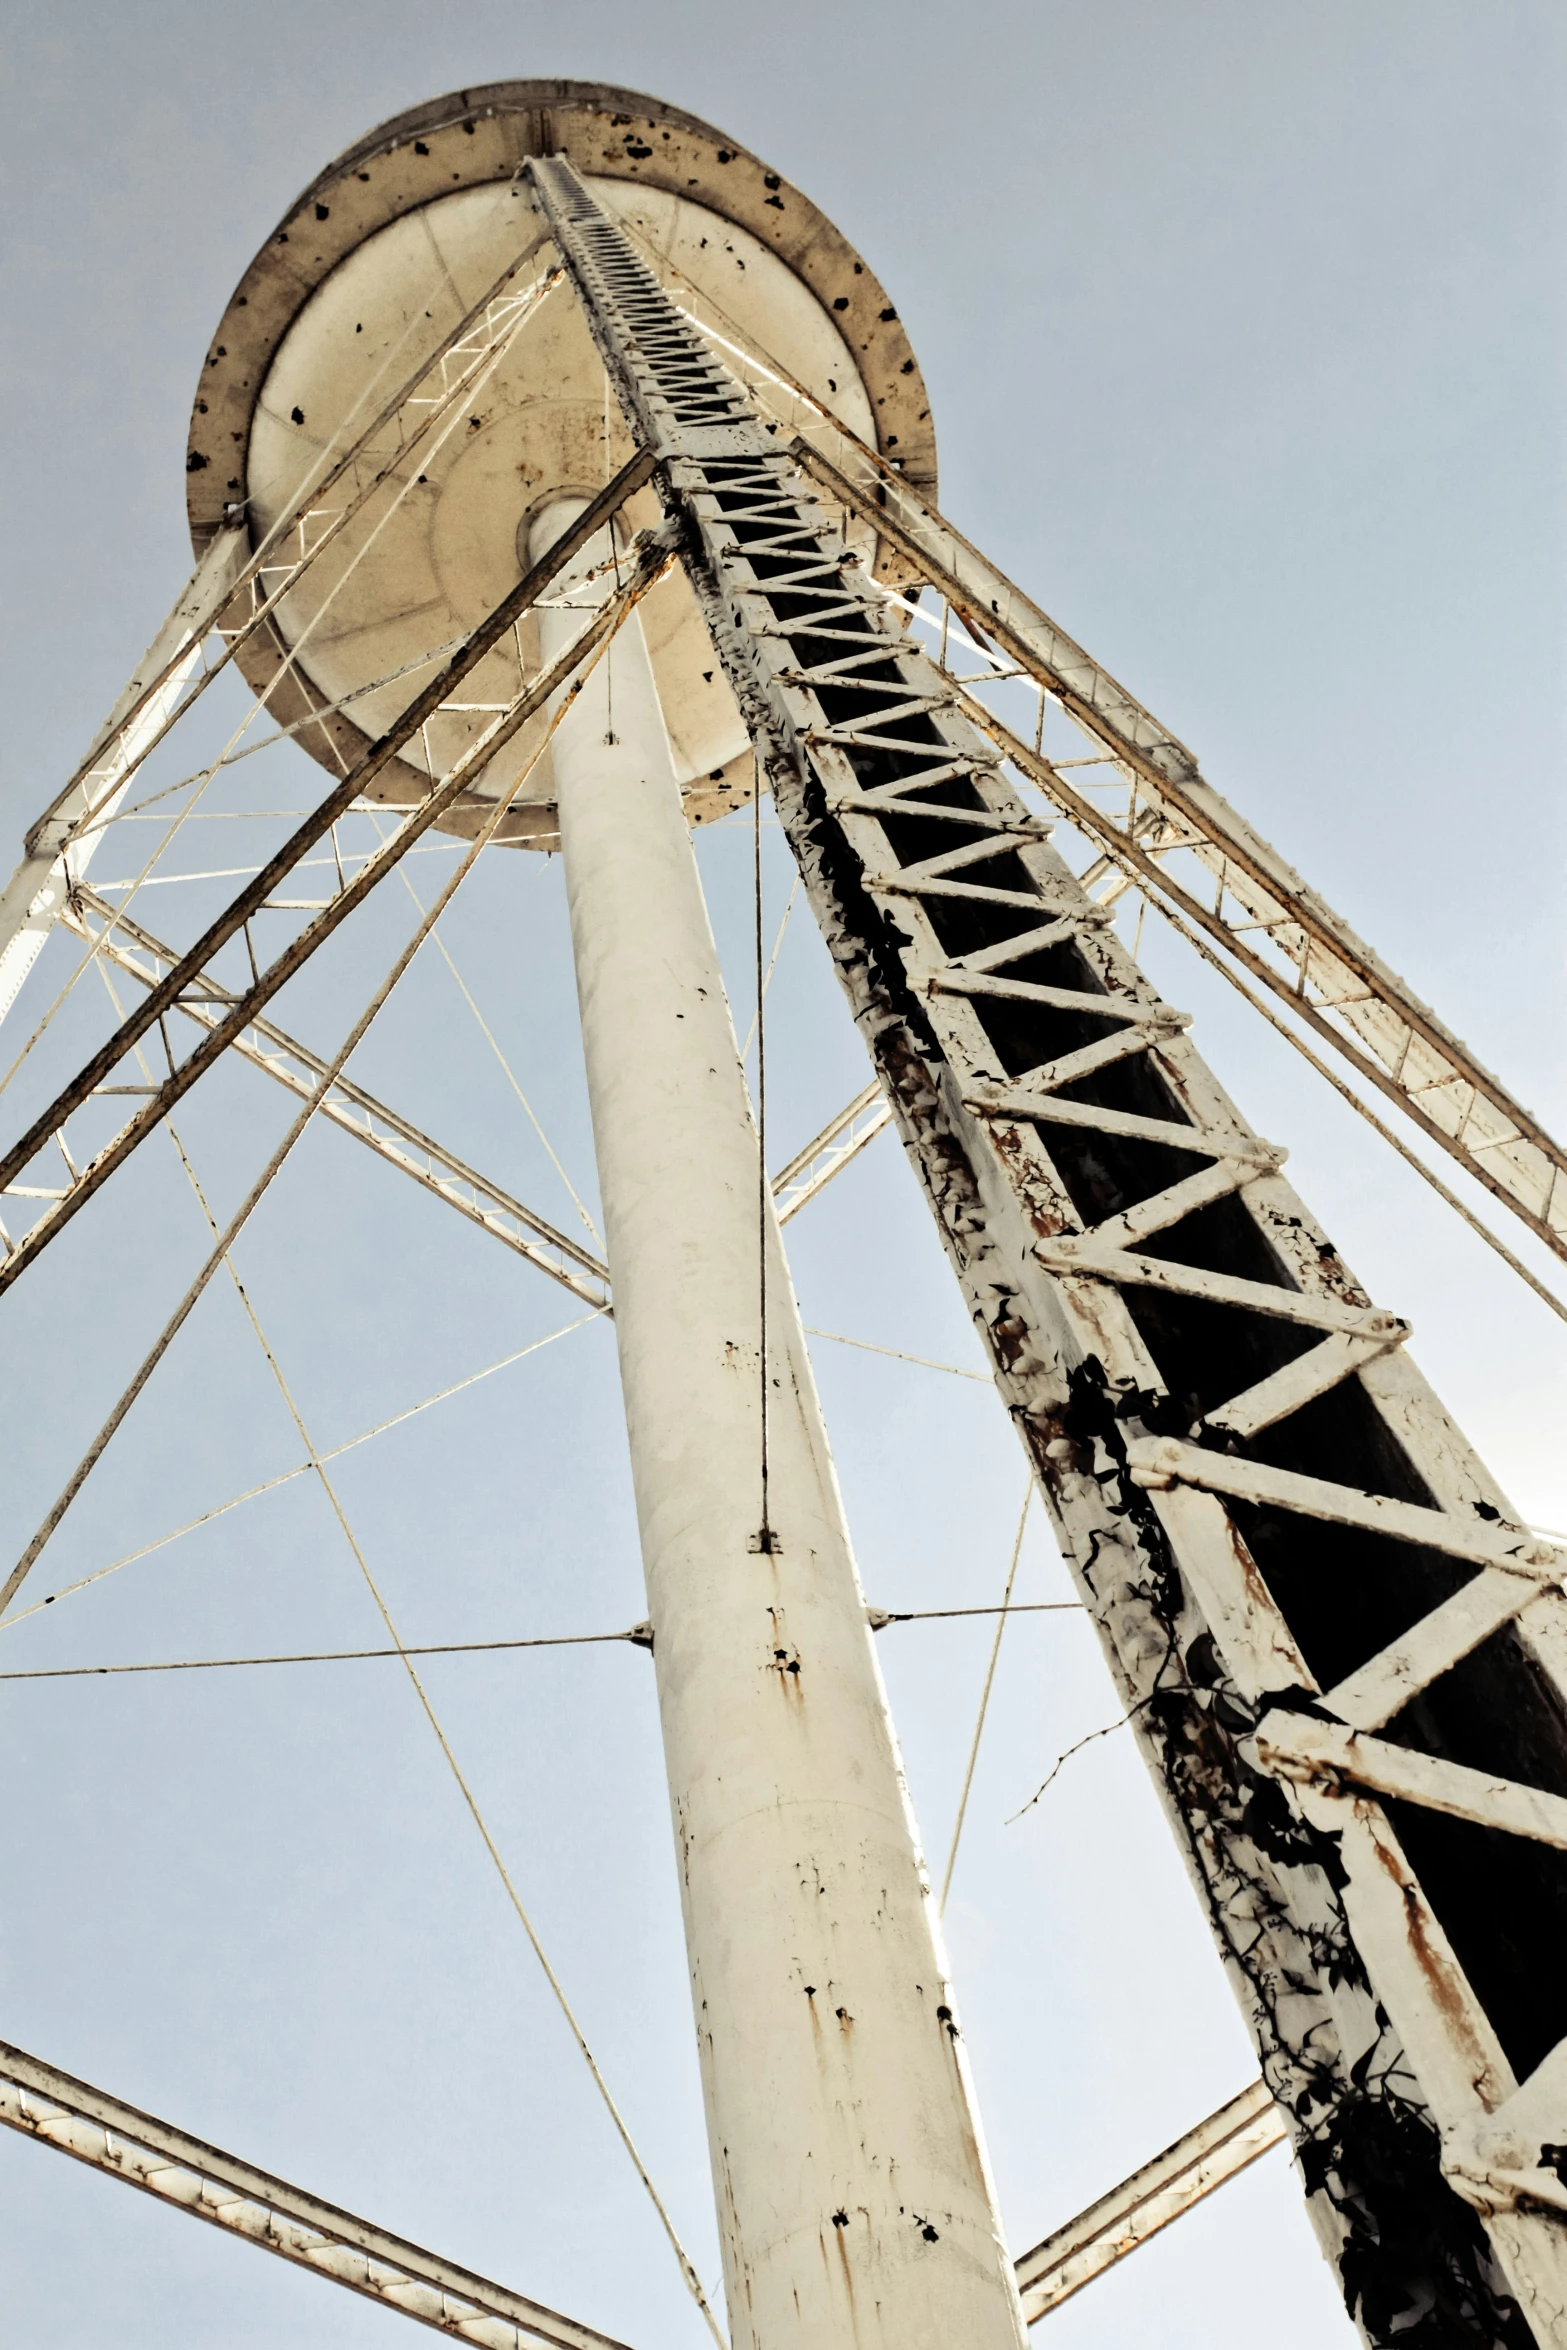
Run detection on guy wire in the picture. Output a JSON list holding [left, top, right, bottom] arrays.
[[754, 753, 773, 1551]]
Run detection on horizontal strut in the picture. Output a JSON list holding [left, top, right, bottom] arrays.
[[1014, 2079, 1286, 2319], [0, 473, 661, 1290]]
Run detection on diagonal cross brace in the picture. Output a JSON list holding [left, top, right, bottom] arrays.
[[66, 888, 611, 1308], [0, 2037, 632, 2350]]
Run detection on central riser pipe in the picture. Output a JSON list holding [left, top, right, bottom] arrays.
[[533, 504, 1025, 2350]]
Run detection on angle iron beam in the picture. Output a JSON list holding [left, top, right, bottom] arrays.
[[528, 154, 1567, 2343], [0, 2025, 1284, 2341], [65, 890, 610, 1307], [1256, 1715, 1567, 1854], [943, 677, 1567, 1265], [771, 1081, 892, 1222], [1127, 1436, 1559, 1577], [23, 255, 561, 878], [0, 2038, 631, 2350], [71, 886, 872, 1286], [0, 531, 248, 1028], [199, 267, 564, 805], [0, 459, 653, 1193]]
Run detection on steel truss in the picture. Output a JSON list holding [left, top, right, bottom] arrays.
[[60, 888, 880, 1308], [643, 299, 1567, 1270], [0, 2028, 1273, 2339], [3, 138, 1565, 2350], [0, 247, 563, 1034], [22, 250, 560, 887], [0, 2037, 628, 2350], [527, 155, 1567, 2344], [792, 438, 1567, 1267], [650, 252, 1567, 1269], [770, 1078, 889, 1221], [0, 457, 659, 1285]]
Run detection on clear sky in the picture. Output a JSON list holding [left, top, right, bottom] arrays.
[[0, 5, 1562, 2347]]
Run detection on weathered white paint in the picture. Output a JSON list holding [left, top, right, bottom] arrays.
[[534, 501, 1025, 2350], [0, 525, 247, 1030], [240, 181, 877, 836], [1013, 2079, 1287, 2321], [0, 2037, 625, 2350]]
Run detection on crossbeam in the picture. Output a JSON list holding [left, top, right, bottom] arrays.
[[65, 889, 611, 1309], [70, 890, 889, 1298], [770, 1080, 891, 1221], [21, 255, 561, 885], [0, 2037, 631, 2350], [0, 471, 660, 1290]]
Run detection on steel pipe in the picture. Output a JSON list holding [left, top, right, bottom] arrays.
[[534, 500, 1025, 2350]]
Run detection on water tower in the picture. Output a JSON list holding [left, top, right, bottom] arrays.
[[2, 78, 1566, 2350]]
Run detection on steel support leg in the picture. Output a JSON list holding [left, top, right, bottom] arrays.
[[528, 156, 1567, 2348], [532, 502, 1026, 2350]]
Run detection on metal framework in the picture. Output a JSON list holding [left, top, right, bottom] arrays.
[[1013, 2079, 1286, 2320], [0, 2035, 1278, 2341], [61, 887, 612, 1309], [524, 155, 1567, 2343], [0, 251, 564, 1039], [788, 438, 1567, 1257], [43, 889, 893, 1316], [3, 119, 1566, 2350], [656, 282, 1567, 1271], [0, 2038, 630, 2350], [0, 458, 659, 1280]]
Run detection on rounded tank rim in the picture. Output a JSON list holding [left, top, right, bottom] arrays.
[[184, 77, 937, 551]]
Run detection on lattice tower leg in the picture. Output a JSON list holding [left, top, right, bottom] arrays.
[[528, 157, 1567, 2349], [531, 502, 1028, 2350]]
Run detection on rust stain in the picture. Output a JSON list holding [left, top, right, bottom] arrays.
[[765, 1605, 804, 1702], [826, 2206, 859, 2308], [1365, 1811, 1499, 2084]]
